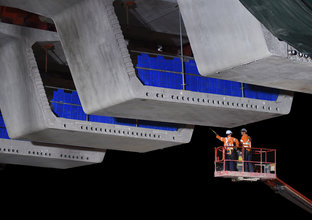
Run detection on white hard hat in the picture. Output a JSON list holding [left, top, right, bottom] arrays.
[[226, 130, 232, 135], [241, 128, 247, 133]]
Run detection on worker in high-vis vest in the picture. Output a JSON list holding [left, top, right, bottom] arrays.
[[216, 130, 239, 171], [240, 128, 254, 172]]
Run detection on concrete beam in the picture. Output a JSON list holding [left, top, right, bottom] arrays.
[[0, 23, 192, 153], [0, 0, 293, 127], [178, 0, 312, 94], [0, 139, 105, 169]]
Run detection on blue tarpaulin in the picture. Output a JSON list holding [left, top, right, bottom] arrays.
[[51, 89, 178, 131], [0, 113, 10, 139], [137, 53, 279, 101], [0, 128, 9, 139], [244, 84, 279, 101], [0, 53, 280, 140]]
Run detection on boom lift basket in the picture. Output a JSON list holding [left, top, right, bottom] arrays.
[[214, 146, 277, 181]]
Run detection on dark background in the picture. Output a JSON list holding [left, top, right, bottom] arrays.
[[0, 92, 311, 218]]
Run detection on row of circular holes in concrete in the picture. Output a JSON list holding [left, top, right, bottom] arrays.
[[60, 154, 89, 161], [29, 150, 89, 161], [0, 147, 89, 160], [63, 124, 174, 140], [146, 92, 278, 112], [0, 147, 51, 157], [0, 147, 19, 154]]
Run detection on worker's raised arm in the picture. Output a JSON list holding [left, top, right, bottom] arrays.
[[216, 135, 222, 141]]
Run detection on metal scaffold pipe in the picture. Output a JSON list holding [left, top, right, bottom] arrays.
[[179, 8, 186, 90]]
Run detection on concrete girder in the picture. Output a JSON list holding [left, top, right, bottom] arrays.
[[0, 139, 105, 169], [0, 22, 193, 153], [177, 0, 312, 94], [0, 0, 293, 127]]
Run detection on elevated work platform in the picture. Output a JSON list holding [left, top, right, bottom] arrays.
[[214, 146, 277, 181], [0, 23, 193, 153], [178, 0, 312, 94], [214, 145, 312, 214], [0, 0, 293, 128]]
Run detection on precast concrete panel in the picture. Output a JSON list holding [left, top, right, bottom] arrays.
[[0, 139, 105, 169], [177, 0, 312, 94], [0, 0, 293, 127], [0, 23, 193, 153]]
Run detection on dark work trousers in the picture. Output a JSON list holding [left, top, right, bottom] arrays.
[[243, 149, 254, 172], [225, 153, 236, 171]]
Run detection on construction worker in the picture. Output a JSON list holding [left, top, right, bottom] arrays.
[[240, 128, 254, 172], [216, 130, 239, 171]]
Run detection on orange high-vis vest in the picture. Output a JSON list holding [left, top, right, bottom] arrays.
[[216, 135, 239, 154], [240, 134, 252, 151]]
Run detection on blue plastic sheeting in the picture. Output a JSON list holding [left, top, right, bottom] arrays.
[[137, 53, 182, 72], [138, 69, 183, 90], [136, 53, 279, 101], [138, 120, 178, 131], [50, 89, 178, 131], [0, 128, 9, 139], [244, 84, 279, 101], [52, 90, 81, 105], [88, 115, 114, 124], [0, 114, 5, 127], [185, 59, 200, 75], [185, 75, 242, 97], [0, 113, 10, 139], [52, 102, 87, 121]]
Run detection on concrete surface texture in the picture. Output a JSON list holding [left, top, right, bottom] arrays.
[[0, 0, 294, 128], [0, 22, 193, 153], [0, 0, 142, 114], [240, 0, 312, 57], [178, 0, 312, 94], [0, 139, 105, 169]]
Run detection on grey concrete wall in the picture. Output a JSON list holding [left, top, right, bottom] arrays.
[[0, 23, 193, 153], [178, 0, 312, 94], [0, 139, 105, 169]]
